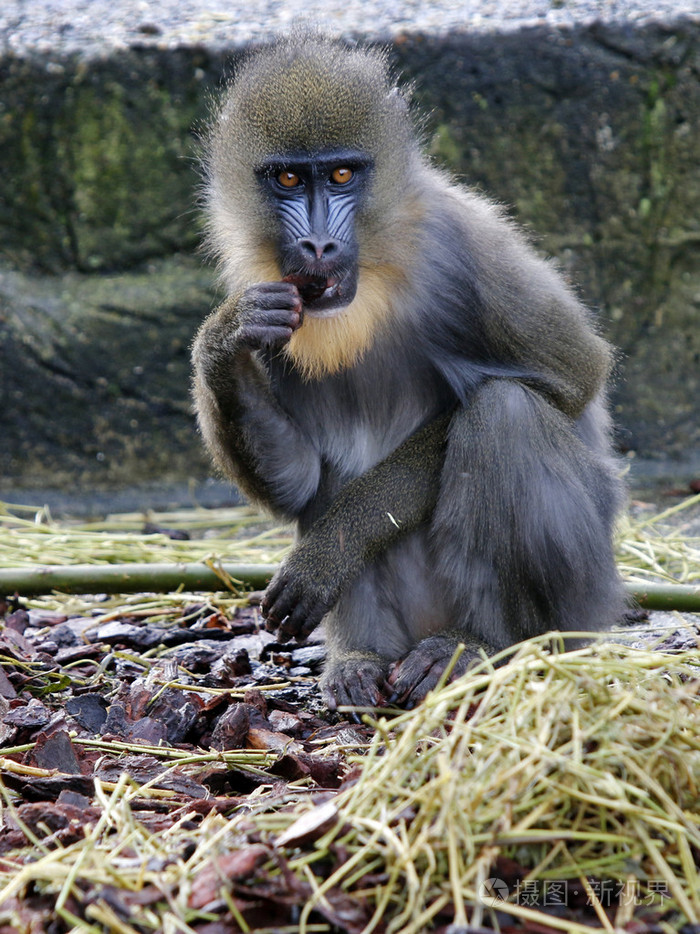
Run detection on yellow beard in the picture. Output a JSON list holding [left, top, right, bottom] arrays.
[[283, 265, 400, 380], [218, 225, 413, 381]]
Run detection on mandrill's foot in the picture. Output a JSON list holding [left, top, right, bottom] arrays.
[[389, 634, 488, 708], [320, 653, 392, 719]]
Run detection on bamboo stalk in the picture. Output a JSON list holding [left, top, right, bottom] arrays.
[[0, 562, 276, 595], [626, 581, 700, 611], [0, 562, 699, 610]]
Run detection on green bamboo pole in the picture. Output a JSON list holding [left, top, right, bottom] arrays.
[[623, 581, 700, 612], [0, 564, 698, 611], [0, 563, 276, 595]]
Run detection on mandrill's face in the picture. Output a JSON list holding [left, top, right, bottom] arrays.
[[255, 148, 373, 317]]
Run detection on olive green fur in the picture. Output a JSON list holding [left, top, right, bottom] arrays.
[[213, 36, 414, 164]]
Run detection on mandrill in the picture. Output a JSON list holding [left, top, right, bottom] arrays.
[[191, 34, 624, 710]]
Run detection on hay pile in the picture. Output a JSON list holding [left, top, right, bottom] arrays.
[[616, 493, 700, 588], [307, 640, 700, 932]]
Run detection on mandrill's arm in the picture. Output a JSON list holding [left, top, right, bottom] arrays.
[[262, 411, 451, 638], [192, 288, 322, 519]]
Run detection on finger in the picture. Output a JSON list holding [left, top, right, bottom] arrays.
[[358, 670, 389, 706], [249, 304, 302, 327], [294, 603, 330, 640], [343, 671, 386, 709], [239, 324, 296, 349], [378, 676, 394, 699], [390, 673, 428, 706], [251, 281, 301, 303], [263, 589, 300, 626], [397, 663, 445, 707], [331, 683, 353, 709], [262, 574, 298, 622], [260, 577, 283, 617], [278, 612, 308, 641]]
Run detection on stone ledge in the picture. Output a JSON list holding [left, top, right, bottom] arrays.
[[2, 1, 697, 58]]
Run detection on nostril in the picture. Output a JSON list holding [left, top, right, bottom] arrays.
[[298, 238, 339, 261]]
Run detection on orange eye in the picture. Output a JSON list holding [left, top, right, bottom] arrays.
[[278, 171, 300, 188], [331, 167, 353, 184]]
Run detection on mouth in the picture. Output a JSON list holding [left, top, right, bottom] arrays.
[[282, 271, 356, 315]]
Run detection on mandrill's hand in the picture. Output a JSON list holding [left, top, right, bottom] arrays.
[[233, 281, 303, 352], [192, 283, 304, 391], [261, 543, 342, 642]]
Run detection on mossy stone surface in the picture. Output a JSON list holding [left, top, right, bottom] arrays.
[[0, 50, 219, 271], [0, 255, 215, 490]]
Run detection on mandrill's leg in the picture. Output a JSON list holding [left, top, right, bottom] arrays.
[[388, 631, 493, 708], [320, 568, 415, 712], [390, 379, 625, 707]]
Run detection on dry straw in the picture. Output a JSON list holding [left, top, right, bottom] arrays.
[[301, 639, 700, 932], [0, 500, 293, 616], [0, 502, 293, 570], [616, 492, 700, 586]]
